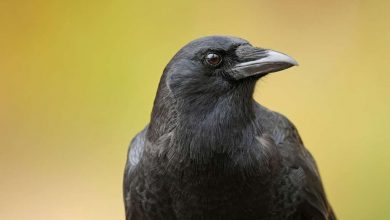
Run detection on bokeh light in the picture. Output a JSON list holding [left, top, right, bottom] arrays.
[[1, 0, 389, 219]]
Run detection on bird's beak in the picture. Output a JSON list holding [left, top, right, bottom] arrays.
[[231, 45, 298, 80]]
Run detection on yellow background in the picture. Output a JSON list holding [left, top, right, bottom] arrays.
[[1, 0, 389, 219]]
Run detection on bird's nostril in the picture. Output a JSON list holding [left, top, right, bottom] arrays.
[[235, 45, 268, 63]]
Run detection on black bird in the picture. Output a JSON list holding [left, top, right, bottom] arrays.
[[123, 36, 336, 220]]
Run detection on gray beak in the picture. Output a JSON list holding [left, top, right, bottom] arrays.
[[232, 45, 298, 80]]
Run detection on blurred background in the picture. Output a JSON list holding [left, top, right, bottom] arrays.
[[1, 0, 389, 219]]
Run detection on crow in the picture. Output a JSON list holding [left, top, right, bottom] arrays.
[[123, 36, 336, 220]]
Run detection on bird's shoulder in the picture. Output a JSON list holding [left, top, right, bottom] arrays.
[[125, 126, 148, 172], [123, 126, 149, 220], [254, 103, 303, 148], [254, 103, 335, 219]]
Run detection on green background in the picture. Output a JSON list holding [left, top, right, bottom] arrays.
[[1, 0, 389, 219]]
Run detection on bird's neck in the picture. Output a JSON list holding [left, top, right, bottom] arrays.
[[149, 79, 260, 162], [178, 88, 256, 135], [179, 90, 257, 152], [147, 75, 262, 162]]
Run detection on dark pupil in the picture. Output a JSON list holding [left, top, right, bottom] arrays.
[[206, 53, 221, 65]]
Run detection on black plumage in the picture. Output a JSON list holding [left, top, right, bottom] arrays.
[[123, 36, 336, 220]]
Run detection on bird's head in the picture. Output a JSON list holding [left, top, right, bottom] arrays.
[[164, 36, 298, 100]]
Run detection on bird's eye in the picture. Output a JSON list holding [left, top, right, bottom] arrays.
[[205, 53, 222, 66]]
